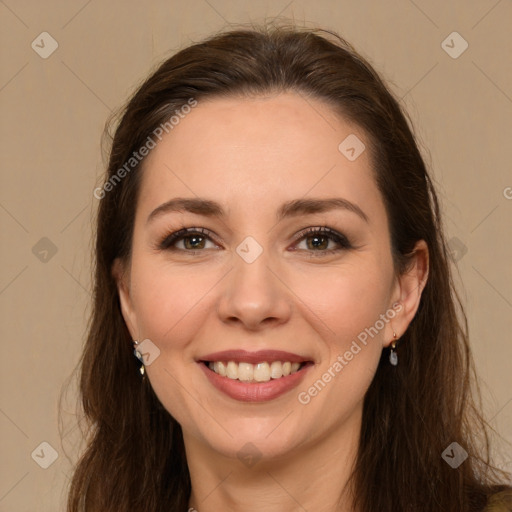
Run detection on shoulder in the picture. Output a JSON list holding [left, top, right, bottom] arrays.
[[483, 489, 512, 512]]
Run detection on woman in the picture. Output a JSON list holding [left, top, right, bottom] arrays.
[[65, 22, 512, 511]]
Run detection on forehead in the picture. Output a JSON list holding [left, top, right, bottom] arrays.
[[137, 92, 384, 223]]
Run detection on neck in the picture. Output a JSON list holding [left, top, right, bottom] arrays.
[[184, 406, 361, 512]]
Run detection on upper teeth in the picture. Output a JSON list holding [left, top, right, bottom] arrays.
[[208, 361, 302, 382]]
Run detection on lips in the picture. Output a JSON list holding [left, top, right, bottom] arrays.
[[199, 349, 311, 364], [197, 349, 314, 402]]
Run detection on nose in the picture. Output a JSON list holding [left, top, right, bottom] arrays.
[[216, 251, 292, 331]]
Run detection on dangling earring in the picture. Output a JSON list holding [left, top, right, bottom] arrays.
[[389, 332, 398, 366], [133, 340, 145, 376]]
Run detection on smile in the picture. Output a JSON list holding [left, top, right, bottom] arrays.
[[205, 360, 305, 382], [197, 349, 314, 402]]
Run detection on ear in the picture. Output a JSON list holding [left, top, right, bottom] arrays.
[[385, 240, 429, 346], [112, 257, 139, 340]]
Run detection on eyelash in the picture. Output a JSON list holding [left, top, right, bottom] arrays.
[[157, 226, 353, 257]]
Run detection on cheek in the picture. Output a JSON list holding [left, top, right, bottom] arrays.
[[291, 271, 388, 421], [288, 262, 391, 401], [129, 255, 221, 345], [288, 260, 392, 346], [129, 259, 220, 423]]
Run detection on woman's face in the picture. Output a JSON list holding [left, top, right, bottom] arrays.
[[116, 92, 424, 462]]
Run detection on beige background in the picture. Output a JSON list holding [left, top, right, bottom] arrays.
[[1, 1, 511, 510]]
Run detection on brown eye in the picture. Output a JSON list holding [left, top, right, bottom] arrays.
[[158, 228, 218, 252], [305, 234, 330, 250], [293, 227, 352, 256], [182, 234, 206, 250]]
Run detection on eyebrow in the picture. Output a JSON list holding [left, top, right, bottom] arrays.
[[146, 197, 369, 225]]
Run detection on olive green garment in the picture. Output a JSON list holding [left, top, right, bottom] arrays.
[[483, 490, 512, 512]]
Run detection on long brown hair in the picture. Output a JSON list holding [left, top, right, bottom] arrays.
[[62, 21, 510, 511]]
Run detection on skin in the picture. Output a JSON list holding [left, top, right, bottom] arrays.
[[114, 92, 429, 512]]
